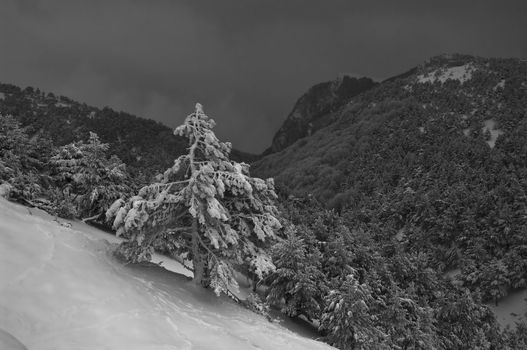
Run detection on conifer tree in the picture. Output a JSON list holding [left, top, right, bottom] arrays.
[[267, 227, 326, 320], [0, 114, 50, 200], [51, 132, 131, 219], [107, 103, 281, 294], [320, 272, 388, 350], [0, 115, 28, 185]]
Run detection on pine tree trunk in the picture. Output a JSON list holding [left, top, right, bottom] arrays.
[[191, 217, 208, 287]]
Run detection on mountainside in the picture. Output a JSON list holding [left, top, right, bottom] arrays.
[[0, 84, 254, 179], [253, 54, 527, 300], [2, 54, 527, 349], [264, 76, 377, 154], [255, 54, 527, 202]]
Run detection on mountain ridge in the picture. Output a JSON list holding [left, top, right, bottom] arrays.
[[254, 53, 527, 199], [250, 53, 527, 301], [0, 83, 257, 179], [263, 75, 377, 155]]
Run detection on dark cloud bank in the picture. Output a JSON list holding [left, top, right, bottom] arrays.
[[1, 0, 526, 152]]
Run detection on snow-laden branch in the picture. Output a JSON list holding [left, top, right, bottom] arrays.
[[108, 103, 280, 295]]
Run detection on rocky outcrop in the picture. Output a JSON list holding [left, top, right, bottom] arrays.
[[265, 76, 377, 154]]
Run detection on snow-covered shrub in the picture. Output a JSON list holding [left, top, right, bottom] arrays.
[[0, 182, 12, 198], [243, 292, 270, 319], [55, 198, 78, 219]]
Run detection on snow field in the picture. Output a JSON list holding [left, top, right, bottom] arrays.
[[0, 198, 333, 350]]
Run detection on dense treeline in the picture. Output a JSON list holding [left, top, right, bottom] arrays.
[[0, 84, 256, 180], [0, 83, 186, 179], [0, 114, 135, 224], [268, 196, 527, 349], [254, 54, 527, 304]]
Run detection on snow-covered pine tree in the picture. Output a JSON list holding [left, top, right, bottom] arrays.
[[107, 103, 281, 295], [0, 114, 51, 201], [320, 272, 387, 350], [51, 132, 131, 220]]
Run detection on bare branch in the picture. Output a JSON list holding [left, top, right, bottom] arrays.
[[81, 213, 100, 223]]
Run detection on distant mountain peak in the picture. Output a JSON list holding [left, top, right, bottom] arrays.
[[265, 75, 377, 154], [253, 54, 527, 204]]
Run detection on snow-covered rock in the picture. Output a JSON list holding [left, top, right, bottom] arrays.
[[0, 183, 12, 198]]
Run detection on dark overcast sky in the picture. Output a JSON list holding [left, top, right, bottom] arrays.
[[1, 1, 526, 153]]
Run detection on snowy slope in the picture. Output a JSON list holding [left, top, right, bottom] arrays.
[[489, 288, 527, 328], [416, 63, 476, 84], [0, 198, 334, 350]]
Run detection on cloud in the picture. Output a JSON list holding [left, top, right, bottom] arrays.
[[0, 0, 526, 152]]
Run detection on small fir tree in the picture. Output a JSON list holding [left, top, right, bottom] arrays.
[[51, 132, 131, 220], [266, 227, 326, 320]]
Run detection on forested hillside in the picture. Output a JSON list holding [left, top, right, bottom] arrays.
[[254, 54, 527, 304], [2, 54, 527, 349], [0, 84, 254, 180]]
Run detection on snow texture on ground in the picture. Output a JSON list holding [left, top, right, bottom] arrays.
[[0, 198, 333, 350], [489, 288, 527, 328]]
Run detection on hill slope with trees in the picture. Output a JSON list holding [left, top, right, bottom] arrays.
[[253, 54, 527, 305], [0, 84, 255, 180], [264, 76, 377, 155]]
